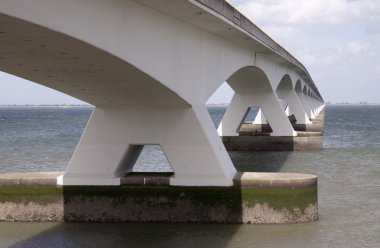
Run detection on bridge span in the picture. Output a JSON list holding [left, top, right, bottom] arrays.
[[0, 0, 324, 187]]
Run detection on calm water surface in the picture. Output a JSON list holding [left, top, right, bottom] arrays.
[[0, 105, 380, 248]]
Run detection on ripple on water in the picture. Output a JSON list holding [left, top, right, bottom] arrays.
[[0, 105, 380, 247]]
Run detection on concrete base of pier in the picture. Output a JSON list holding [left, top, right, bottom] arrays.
[[240, 122, 324, 134], [0, 172, 318, 224], [223, 134, 323, 151], [227, 108, 325, 151]]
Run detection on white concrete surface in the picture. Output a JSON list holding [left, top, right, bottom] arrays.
[[217, 66, 297, 137], [253, 109, 267, 125], [0, 0, 323, 186], [62, 106, 236, 186], [277, 75, 312, 125]]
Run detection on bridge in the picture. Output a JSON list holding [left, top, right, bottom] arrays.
[[0, 0, 324, 188]]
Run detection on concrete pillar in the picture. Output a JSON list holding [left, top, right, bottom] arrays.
[[285, 105, 291, 116], [252, 108, 267, 124], [313, 99, 324, 115], [217, 94, 251, 136], [304, 95, 316, 119], [307, 96, 315, 113], [296, 91, 315, 120], [60, 106, 236, 186], [218, 92, 296, 137], [279, 99, 288, 114], [316, 103, 325, 114], [259, 93, 297, 136], [311, 98, 318, 114], [277, 90, 312, 125]]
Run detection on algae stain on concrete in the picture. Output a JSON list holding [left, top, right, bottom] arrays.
[[0, 186, 63, 221], [241, 186, 318, 212], [0, 173, 318, 223], [62, 185, 317, 223], [0, 186, 63, 205]]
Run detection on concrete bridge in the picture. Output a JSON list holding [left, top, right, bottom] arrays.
[[0, 0, 324, 187]]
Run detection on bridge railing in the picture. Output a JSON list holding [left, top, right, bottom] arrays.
[[195, 0, 323, 101]]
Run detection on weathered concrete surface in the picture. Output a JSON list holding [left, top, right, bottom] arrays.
[[234, 172, 317, 188], [292, 123, 324, 132], [0, 172, 62, 186], [240, 123, 324, 134], [239, 123, 272, 135], [0, 172, 63, 221], [223, 135, 323, 151], [0, 172, 317, 224], [0, 202, 63, 222], [294, 106, 324, 132], [120, 172, 173, 186]]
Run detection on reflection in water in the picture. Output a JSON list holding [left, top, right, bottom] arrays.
[[7, 223, 242, 248], [0, 222, 59, 248], [5, 222, 325, 248], [0, 221, 331, 248]]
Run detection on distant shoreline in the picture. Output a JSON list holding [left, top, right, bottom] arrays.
[[0, 103, 379, 107], [0, 104, 92, 107], [0, 104, 230, 107], [325, 103, 380, 106]]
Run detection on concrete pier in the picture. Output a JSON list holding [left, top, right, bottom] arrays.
[[0, 1, 323, 224], [223, 135, 323, 151], [0, 0, 324, 186], [239, 123, 324, 135], [0, 172, 317, 224], [224, 107, 325, 151]]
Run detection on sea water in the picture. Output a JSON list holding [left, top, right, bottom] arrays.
[[0, 105, 379, 248]]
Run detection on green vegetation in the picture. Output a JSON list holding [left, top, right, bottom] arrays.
[[63, 184, 317, 213], [241, 186, 317, 211], [0, 186, 63, 205], [0, 184, 317, 213]]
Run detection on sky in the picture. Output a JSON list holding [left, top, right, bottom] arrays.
[[0, 0, 379, 104], [227, 0, 380, 104]]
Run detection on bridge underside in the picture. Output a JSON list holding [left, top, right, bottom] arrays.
[[0, 12, 238, 186], [0, 13, 189, 108]]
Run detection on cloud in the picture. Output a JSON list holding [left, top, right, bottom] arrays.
[[227, 0, 380, 102], [259, 25, 298, 41], [229, 0, 380, 41], [295, 41, 378, 69], [365, 21, 380, 35], [295, 46, 342, 69], [231, 0, 379, 26], [229, 0, 380, 67], [344, 42, 379, 61], [375, 64, 380, 74], [346, 42, 370, 55]]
